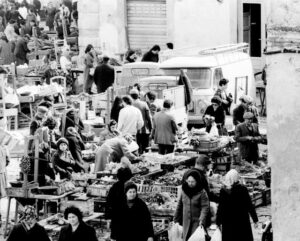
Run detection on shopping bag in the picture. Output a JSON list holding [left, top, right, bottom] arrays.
[[211, 228, 222, 241], [188, 226, 205, 241], [168, 223, 183, 241]]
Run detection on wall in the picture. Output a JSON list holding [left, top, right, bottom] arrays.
[[171, 0, 232, 49], [266, 0, 300, 240], [78, 0, 126, 56]]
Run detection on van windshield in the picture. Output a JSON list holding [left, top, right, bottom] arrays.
[[161, 68, 212, 89]]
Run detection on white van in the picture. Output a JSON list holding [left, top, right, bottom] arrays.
[[159, 43, 256, 127]]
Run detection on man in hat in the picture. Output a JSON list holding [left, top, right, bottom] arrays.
[[232, 94, 251, 126], [94, 55, 115, 94], [235, 112, 262, 164]]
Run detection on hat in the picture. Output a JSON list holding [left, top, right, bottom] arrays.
[[211, 96, 222, 105], [57, 137, 69, 147], [239, 95, 252, 104], [124, 181, 137, 194], [129, 88, 139, 96], [243, 112, 254, 119], [37, 106, 48, 114], [195, 154, 211, 166]]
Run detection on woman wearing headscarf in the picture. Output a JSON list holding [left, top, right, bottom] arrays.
[[174, 170, 210, 241], [94, 134, 140, 173], [58, 206, 98, 241], [83, 44, 95, 94], [0, 33, 15, 65], [111, 181, 154, 241], [99, 120, 121, 146], [216, 169, 258, 241], [7, 205, 50, 241]]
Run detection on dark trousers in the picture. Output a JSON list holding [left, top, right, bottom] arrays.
[[158, 144, 174, 155], [136, 133, 150, 154]]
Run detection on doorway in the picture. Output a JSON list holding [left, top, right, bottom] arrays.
[[243, 3, 261, 57]]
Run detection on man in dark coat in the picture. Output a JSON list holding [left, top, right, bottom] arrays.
[[235, 112, 262, 164], [130, 88, 152, 154], [14, 34, 30, 66], [214, 78, 233, 115], [94, 56, 115, 93], [233, 95, 258, 126], [142, 44, 160, 62]]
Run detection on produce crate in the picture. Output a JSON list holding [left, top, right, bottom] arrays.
[[160, 156, 197, 172], [60, 198, 94, 217], [137, 184, 160, 194], [137, 184, 181, 198], [6, 187, 28, 198], [150, 208, 175, 217], [213, 162, 231, 174], [87, 184, 112, 197], [262, 188, 271, 205], [251, 192, 263, 207], [159, 185, 181, 199]]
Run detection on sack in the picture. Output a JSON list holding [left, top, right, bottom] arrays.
[[188, 226, 205, 241], [211, 228, 222, 241], [209, 123, 219, 137], [89, 68, 95, 76], [168, 223, 183, 241]]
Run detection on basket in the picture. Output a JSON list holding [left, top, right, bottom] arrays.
[[193, 139, 219, 149], [87, 184, 112, 197]]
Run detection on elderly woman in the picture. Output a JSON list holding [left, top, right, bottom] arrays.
[[94, 134, 141, 173], [174, 170, 210, 241], [99, 120, 121, 146], [58, 206, 98, 241], [111, 181, 154, 241], [216, 169, 258, 241], [7, 206, 50, 241]]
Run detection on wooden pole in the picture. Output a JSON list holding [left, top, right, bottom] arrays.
[[61, 109, 67, 137], [32, 26, 38, 73], [33, 134, 39, 183]]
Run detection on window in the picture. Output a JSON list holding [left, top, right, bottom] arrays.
[[162, 68, 212, 89], [235, 76, 248, 103]]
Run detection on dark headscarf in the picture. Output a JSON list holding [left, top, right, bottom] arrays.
[[117, 167, 133, 183], [182, 170, 204, 198]]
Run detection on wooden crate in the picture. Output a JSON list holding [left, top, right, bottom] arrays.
[[87, 184, 112, 197]]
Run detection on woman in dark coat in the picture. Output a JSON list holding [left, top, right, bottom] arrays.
[[216, 169, 258, 241], [83, 44, 95, 94], [7, 205, 50, 241], [45, 2, 56, 31], [58, 206, 98, 241], [110, 96, 124, 122], [141, 45, 160, 62], [65, 127, 86, 173], [111, 181, 154, 241], [174, 170, 210, 241], [203, 96, 226, 135], [106, 167, 133, 219]]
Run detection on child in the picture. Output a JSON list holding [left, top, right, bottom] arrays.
[[51, 138, 76, 180]]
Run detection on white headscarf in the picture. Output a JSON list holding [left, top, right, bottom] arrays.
[[224, 169, 240, 188]]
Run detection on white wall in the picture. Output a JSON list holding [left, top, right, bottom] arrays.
[[172, 0, 231, 49]]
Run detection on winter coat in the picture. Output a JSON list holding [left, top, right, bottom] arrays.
[[235, 122, 262, 162], [233, 104, 258, 126], [204, 105, 225, 126], [14, 38, 29, 65], [152, 110, 178, 145], [94, 137, 136, 172], [132, 99, 152, 134], [111, 197, 154, 241], [65, 133, 85, 172], [106, 181, 127, 220], [141, 51, 159, 62], [174, 189, 209, 241], [83, 52, 94, 92], [0, 39, 15, 65], [51, 151, 76, 179], [7, 223, 50, 241], [58, 222, 98, 241], [46, 7, 56, 29], [94, 63, 115, 93], [216, 184, 258, 241]]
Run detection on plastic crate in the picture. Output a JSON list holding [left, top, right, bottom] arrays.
[[87, 184, 112, 197]]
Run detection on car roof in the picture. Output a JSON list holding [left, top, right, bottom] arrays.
[[122, 62, 160, 69], [139, 75, 178, 82], [160, 56, 218, 68]]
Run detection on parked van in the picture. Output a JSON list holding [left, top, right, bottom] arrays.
[[159, 43, 256, 127]]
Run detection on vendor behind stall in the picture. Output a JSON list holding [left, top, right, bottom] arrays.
[[203, 96, 225, 135], [99, 120, 120, 146], [51, 137, 77, 179], [43, 61, 59, 85], [65, 127, 87, 172], [235, 112, 262, 164], [94, 134, 141, 173], [60, 107, 84, 137]]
